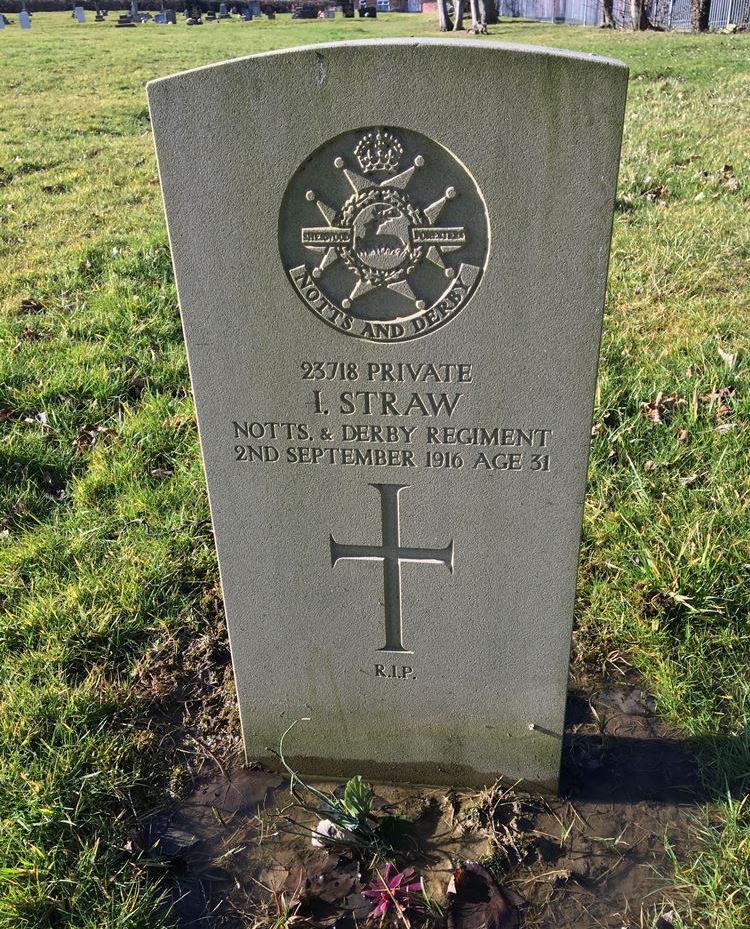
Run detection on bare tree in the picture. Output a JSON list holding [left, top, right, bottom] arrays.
[[629, 0, 651, 28], [690, 0, 710, 29], [452, 0, 466, 28], [482, 0, 498, 22], [601, 0, 615, 25], [437, 0, 452, 29], [468, 0, 488, 31]]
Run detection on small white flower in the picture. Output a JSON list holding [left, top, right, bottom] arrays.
[[311, 819, 348, 847]]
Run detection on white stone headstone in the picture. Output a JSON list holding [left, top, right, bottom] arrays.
[[20, 10, 31, 27], [75, 5, 86, 21], [148, 40, 627, 790]]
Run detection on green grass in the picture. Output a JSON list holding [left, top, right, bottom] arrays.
[[1, 13, 749, 929]]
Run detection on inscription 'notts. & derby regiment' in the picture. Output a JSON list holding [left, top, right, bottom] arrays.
[[148, 39, 628, 789]]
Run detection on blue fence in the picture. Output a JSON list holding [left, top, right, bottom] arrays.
[[498, 0, 749, 28]]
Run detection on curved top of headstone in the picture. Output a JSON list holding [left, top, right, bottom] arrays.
[[147, 37, 626, 91]]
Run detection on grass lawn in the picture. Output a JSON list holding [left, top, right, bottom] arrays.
[[1, 12, 749, 928]]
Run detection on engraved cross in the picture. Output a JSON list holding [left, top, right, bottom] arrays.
[[330, 483, 454, 653]]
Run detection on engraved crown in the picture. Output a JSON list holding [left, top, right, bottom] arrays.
[[354, 130, 403, 174]]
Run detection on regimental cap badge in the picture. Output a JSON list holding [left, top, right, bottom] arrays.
[[279, 125, 489, 344], [354, 130, 404, 174]]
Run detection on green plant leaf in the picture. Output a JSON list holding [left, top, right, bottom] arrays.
[[342, 775, 374, 824]]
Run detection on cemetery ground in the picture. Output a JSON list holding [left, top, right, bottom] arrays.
[[0, 12, 748, 929]]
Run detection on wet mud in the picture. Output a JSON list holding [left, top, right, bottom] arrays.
[[132, 673, 699, 929]]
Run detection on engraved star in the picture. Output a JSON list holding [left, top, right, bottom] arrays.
[[300, 153, 467, 311]]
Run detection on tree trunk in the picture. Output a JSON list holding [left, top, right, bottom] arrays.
[[480, 0, 498, 23], [437, 0, 451, 29], [452, 0, 466, 28], [690, 0, 710, 30], [601, 0, 615, 25], [468, 0, 488, 30], [629, 0, 650, 27]]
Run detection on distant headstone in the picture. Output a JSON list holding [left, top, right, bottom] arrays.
[[20, 9, 31, 27], [219, 2, 230, 15], [74, 5, 85, 21], [148, 40, 627, 790], [0, 14, 5, 28], [165, 8, 177, 21]]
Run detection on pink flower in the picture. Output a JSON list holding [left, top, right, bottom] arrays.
[[362, 864, 424, 924]]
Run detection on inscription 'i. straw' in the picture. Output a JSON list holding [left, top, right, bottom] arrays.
[[330, 483, 454, 653]]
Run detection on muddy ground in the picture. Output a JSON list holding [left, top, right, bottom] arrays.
[[130, 616, 700, 929]]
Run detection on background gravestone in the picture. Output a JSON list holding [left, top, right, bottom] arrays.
[[20, 9, 31, 27], [149, 40, 627, 790], [74, 6, 86, 22]]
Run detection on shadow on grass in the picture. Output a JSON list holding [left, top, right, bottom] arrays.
[[561, 686, 749, 806]]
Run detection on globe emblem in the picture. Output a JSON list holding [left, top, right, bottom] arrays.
[[280, 127, 489, 342]]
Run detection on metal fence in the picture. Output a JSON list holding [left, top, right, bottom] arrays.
[[498, 0, 749, 28]]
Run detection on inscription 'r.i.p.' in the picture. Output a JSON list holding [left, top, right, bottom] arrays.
[[330, 483, 454, 653]]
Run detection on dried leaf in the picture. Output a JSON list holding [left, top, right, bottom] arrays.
[[643, 184, 669, 203], [288, 854, 366, 927], [446, 861, 523, 929], [639, 392, 686, 424], [19, 298, 45, 313], [657, 910, 678, 929], [19, 328, 51, 342], [74, 424, 115, 453], [701, 386, 735, 418], [717, 345, 737, 368], [719, 164, 741, 192]]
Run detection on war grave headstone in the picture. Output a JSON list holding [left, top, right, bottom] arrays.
[[148, 39, 627, 791], [0, 14, 5, 28], [75, 5, 86, 22], [20, 9, 31, 27]]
